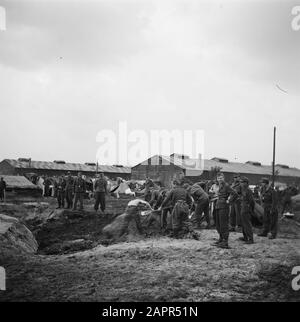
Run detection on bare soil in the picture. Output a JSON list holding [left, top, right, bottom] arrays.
[[0, 200, 299, 302]]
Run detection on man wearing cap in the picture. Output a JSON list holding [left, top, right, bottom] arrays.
[[94, 172, 108, 214], [144, 177, 154, 202], [239, 176, 255, 244], [65, 172, 74, 209], [159, 180, 193, 238], [149, 182, 164, 209], [258, 178, 278, 239], [72, 172, 86, 211], [188, 182, 210, 229], [213, 173, 238, 249], [55, 176, 66, 209], [229, 174, 242, 232]]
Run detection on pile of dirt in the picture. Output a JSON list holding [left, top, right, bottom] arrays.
[[0, 214, 38, 256], [102, 199, 201, 244], [278, 212, 300, 239]]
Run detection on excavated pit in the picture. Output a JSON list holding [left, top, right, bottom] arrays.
[[32, 199, 166, 255], [35, 210, 118, 254]]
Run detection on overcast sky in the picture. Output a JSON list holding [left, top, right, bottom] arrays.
[[0, 0, 299, 167]]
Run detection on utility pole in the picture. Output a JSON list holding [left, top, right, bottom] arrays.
[[271, 126, 277, 215], [272, 126, 276, 188]]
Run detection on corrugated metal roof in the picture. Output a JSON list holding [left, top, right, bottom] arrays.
[[135, 155, 300, 178], [4, 159, 131, 174], [0, 175, 41, 189]]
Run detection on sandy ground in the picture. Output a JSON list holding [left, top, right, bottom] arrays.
[[0, 200, 300, 302]]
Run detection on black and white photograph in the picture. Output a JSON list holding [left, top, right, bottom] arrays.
[[0, 0, 300, 307]]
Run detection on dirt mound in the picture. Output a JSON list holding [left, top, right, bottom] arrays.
[[102, 200, 200, 244], [102, 212, 142, 241], [102, 200, 161, 243], [278, 214, 300, 239], [0, 214, 38, 256]]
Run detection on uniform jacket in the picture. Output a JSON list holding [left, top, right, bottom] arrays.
[[261, 185, 273, 205], [149, 188, 166, 208], [73, 177, 86, 193], [161, 187, 193, 208], [231, 182, 242, 202], [56, 179, 66, 193], [240, 187, 255, 213], [190, 183, 209, 204], [159, 190, 173, 209], [261, 185, 278, 209], [65, 176, 74, 191], [215, 182, 237, 209], [94, 177, 107, 193]]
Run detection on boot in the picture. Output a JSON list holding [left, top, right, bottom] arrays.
[[244, 239, 254, 244], [216, 241, 230, 249], [239, 237, 247, 242]]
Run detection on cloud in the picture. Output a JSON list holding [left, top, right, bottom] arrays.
[[0, 0, 152, 70], [0, 0, 299, 167]]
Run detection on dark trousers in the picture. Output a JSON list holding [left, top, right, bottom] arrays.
[[215, 207, 230, 242], [161, 208, 171, 229], [0, 190, 4, 201], [240, 209, 253, 241], [210, 201, 217, 226], [73, 192, 84, 210], [230, 201, 241, 228], [94, 192, 106, 212], [172, 201, 191, 236], [262, 206, 278, 237], [194, 199, 210, 227], [57, 191, 65, 208], [65, 190, 73, 209]]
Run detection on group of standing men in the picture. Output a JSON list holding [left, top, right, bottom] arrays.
[[54, 171, 108, 213], [147, 172, 279, 249]]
